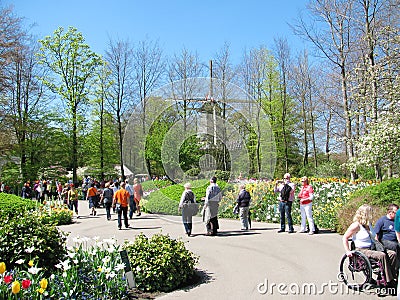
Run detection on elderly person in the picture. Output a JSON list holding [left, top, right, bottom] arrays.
[[298, 176, 315, 235], [203, 176, 222, 236], [274, 173, 295, 233], [133, 178, 143, 217], [343, 204, 397, 284], [179, 182, 196, 237], [236, 184, 251, 231]]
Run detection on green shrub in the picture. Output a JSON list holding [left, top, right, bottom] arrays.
[[336, 178, 400, 234], [143, 180, 227, 215], [215, 170, 230, 181], [124, 233, 198, 292], [0, 213, 68, 274], [39, 207, 73, 225], [0, 193, 37, 219], [141, 179, 173, 191]]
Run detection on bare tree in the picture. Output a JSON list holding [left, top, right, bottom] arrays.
[[274, 38, 293, 173], [168, 48, 205, 132], [105, 38, 134, 180], [293, 0, 358, 180], [133, 38, 165, 134]]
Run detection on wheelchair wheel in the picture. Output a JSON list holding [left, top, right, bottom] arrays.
[[339, 251, 372, 290]]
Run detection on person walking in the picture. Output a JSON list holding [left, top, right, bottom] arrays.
[[274, 173, 295, 233], [86, 183, 98, 216], [113, 182, 130, 230], [179, 183, 196, 236], [67, 184, 79, 218], [101, 182, 114, 221], [203, 176, 222, 236], [133, 178, 143, 217], [236, 184, 251, 231], [125, 180, 136, 219], [298, 176, 316, 235]]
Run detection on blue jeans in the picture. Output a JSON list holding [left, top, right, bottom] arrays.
[[279, 201, 294, 231], [104, 202, 112, 220]]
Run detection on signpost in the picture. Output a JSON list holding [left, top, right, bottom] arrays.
[[119, 250, 136, 289]]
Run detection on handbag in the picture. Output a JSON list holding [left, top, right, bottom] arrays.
[[115, 203, 121, 212], [368, 228, 386, 252], [371, 239, 386, 252], [183, 202, 199, 216], [233, 204, 239, 215]]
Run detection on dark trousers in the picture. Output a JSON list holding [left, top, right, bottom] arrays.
[[129, 195, 136, 218], [279, 201, 294, 231], [104, 202, 112, 220], [206, 216, 219, 235], [118, 206, 129, 228], [183, 222, 192, 234]]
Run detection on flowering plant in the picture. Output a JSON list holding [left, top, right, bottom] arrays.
[[0, 236, 129, 299]]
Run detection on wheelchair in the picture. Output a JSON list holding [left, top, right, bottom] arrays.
[[339, 240, 394, 291]]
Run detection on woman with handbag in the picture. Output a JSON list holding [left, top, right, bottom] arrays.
[[179, 182, 197, 237]]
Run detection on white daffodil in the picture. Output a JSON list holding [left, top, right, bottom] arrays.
[[106, 271, 116, 279], [115, 263, 126, 271], [15, 259, 25, 265], [25, 246, 35, 253], [28, 266, 42, 274], [102, 256, 111, 264]]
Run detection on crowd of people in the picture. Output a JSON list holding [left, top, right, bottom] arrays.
[[3, 173, 400, 292]]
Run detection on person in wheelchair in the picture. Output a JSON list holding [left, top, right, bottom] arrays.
[[342, 204, 397, 285], [374, 204, 400, 254]]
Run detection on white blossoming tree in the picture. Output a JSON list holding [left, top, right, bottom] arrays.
[[353, 111, 400, 180]]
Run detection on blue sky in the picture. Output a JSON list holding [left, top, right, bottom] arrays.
[[4, 0, 309, 65]]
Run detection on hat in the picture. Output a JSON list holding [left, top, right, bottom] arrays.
[[184, 182, 191, 189]]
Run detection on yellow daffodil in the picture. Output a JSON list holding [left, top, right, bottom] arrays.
[[40, 278, 48, 289], [12, 280, 21, 294], [97, 267, 103, 272], [28, 260, 34, 267], [0, 262, 5, 274], [38, 287, 45, 294]]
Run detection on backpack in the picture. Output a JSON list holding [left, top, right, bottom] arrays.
[[280, 184, 292, 201], [208, 185, 221, 201], [184, 190, 195, 203]]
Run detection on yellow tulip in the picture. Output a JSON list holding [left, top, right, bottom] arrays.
[[38, 288, 45, 294], [40, 278, 48, 289], [28, 260, 34, 267], [12, 281, 21, 294], [0, 262, 5, 274]]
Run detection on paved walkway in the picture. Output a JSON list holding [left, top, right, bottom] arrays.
[[58, 200, 395, 300]]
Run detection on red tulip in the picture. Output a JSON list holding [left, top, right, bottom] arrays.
[[21, 279, 31, 289]]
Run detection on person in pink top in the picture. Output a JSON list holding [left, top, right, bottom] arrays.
[[133, 178, 143, 216], [298, 176, 316, 235]]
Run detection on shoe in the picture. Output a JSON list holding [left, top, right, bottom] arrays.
[[118, 227, 121, 230], [299, 231, 308, 233], [137, 213, 141, 217], [277, 230, 285, 233], [94, 211, 97, 216], [107, 218, 111, 221], [288, 230, 295, 233], [308, 231, 314, 235]]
